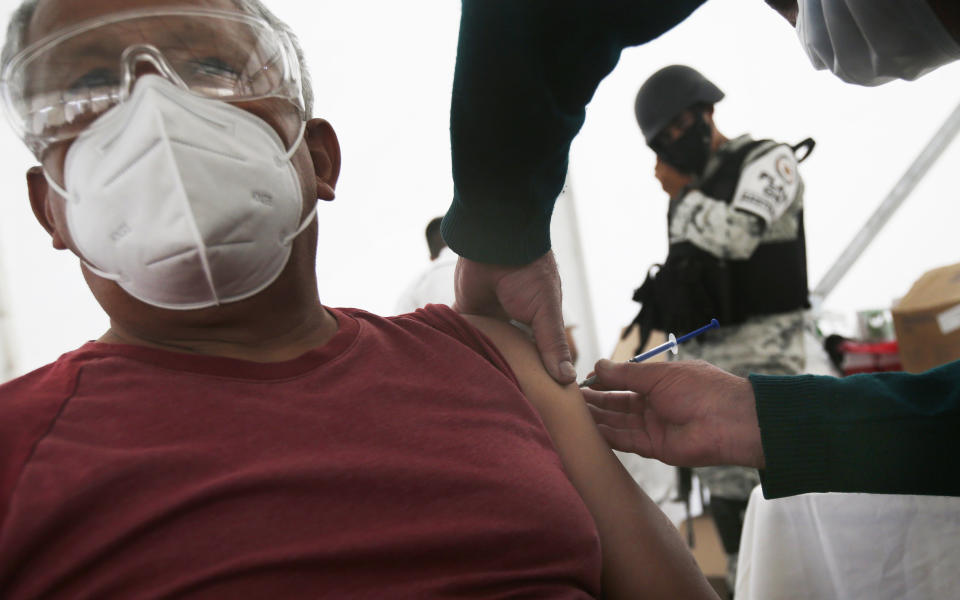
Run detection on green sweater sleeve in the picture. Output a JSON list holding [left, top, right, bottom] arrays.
[[442, 0, 707, 265], [750, 359, 960, 499]]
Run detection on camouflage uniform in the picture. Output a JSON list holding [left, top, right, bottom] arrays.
[[667, 135, 808, 591]]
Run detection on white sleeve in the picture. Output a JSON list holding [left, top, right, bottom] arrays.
[[730, 145, 801, 226], [394, 282, 421, 315], [395, 262, 457, 315]]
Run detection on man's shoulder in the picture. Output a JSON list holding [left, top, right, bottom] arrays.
[[709, 136, 780, 176], [0, 352, 84, 410], [343, 305, 513, 376], [344, 305, 463, 344], [0, 352, 86, 519], [0, 351, 88, 436], [384, 305, 517, 378], [380, 304, 465, 339], [739, 136, 803, 168], [724, 135, 780, 160]]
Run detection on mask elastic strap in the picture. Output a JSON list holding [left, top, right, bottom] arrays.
[[41, 169, 127, 283], [81, 260, 127, 283], [276, 119, 318, 247], [282, 203, 319, 246], [42, 169, 70, 201], [277, 120, 308, 164]]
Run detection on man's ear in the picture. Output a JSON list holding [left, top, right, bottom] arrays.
[[26, 166, 68, 250], [764, 0, 798, 27], [305, 118, 341, 201]]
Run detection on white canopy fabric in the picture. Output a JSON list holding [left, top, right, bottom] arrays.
[[737, 486, 960, 599]]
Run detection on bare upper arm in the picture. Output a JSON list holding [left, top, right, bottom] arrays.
[[464, 315, 717, 600]]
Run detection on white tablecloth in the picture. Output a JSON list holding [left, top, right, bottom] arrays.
[[736, 486, 960, 599], [614, 451, 703, 525]]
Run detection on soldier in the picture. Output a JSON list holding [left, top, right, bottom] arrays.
[[630, 64, 813, 593]]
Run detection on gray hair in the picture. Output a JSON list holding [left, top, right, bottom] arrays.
[[1, 0, 314, 116]]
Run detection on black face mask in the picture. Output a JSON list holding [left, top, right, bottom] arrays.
[[652, 113, 713, 176]]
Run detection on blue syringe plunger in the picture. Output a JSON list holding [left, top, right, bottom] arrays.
[[578, 319, 719, 388], [627, 332, 678, 363]]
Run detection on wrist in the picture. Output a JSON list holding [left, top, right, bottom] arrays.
[[724, 376, 765, 468], [441, 200, 552, 266]]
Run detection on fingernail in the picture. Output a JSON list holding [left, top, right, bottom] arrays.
[[560, 361, 576, 381], [596, 359, 614, 371]]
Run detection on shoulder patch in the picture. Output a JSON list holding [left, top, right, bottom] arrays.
[[730, 146, 800, 225]]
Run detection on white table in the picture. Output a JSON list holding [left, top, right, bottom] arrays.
[[736, 486, 960, 599], [614, 452, 704, 526]]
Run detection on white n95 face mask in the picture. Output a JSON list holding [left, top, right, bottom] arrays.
[[797, 0, 960, 86], [45, 75, 315, 310]]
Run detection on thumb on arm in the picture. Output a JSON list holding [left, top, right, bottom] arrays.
[[530, 303, 576, 384]]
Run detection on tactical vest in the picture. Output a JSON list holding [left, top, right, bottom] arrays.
[[630, 139, 809, 350]]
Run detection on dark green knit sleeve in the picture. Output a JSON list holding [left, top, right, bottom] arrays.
[[442, 0, 707, 265], [749, 359, 960, 499]]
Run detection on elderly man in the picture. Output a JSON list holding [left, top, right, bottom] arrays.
[[0, 1, 718, 598]]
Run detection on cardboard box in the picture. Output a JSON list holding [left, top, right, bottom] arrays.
[[892, 262, 960, 372]]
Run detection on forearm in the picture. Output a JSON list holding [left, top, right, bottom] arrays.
[[445, 0, 706, 265], [750, 360, 960, 498]]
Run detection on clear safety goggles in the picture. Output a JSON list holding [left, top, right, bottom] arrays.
[[0, 8, 305, 157]]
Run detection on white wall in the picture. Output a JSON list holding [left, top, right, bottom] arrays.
[[0, 0, 957, 377]]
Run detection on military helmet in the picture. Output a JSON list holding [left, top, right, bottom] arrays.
[[634, 65, 724, 145]]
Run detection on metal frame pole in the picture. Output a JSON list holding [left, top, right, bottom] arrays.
[[811, 100, 960, 306]]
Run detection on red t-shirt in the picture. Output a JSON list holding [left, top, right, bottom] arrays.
[[0, 305, 600, 599]]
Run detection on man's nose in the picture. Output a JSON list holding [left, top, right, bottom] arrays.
[[133, 60, 163, 80], [119, 45, 187, 98]]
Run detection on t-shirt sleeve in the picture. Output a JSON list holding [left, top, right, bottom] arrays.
[[0, 360, 79, 526], [408, 304, 522, 389]]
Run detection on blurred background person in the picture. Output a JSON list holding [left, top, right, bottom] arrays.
[[395, 217, 457, 314]]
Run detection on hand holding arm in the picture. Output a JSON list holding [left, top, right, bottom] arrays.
[[584, 359, 765, 469], [453, 251, 576, 384]]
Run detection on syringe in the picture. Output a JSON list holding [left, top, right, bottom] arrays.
[[578, 318, 720, 388]]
